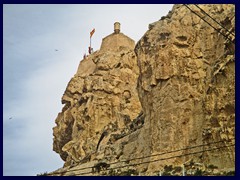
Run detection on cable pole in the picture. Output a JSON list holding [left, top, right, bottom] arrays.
[[182, 164, 185, 176]]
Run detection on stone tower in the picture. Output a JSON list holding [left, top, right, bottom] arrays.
[[114, 22, 120, 34], [100, 22, 135, 52]]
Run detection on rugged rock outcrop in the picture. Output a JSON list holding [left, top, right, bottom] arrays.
[[51, 4, 235, 176], [53, 23, 142, 167], [135, 4, 235, 171]]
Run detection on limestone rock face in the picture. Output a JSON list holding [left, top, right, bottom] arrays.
[[135, 4, 235, 170], [53, 30, 142, 167], [51, 4, 235, 176]]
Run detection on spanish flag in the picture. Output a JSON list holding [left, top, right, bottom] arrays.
[[90, 28, 95, 38]]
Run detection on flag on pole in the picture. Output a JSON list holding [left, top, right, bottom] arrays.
[[90, 28, 95, 38]]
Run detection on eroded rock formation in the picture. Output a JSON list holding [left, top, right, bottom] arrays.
[[51, 4, 235, 176], [53, 23, 142, 167], [135, 4, 235, 171]]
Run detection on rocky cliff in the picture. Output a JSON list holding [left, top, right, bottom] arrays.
[[51, 4, 235, 176], [52, 24, 142, 167], [135, 4, 235, 172]]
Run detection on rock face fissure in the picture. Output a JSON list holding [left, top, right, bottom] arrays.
[[52, 4, 235, 176]]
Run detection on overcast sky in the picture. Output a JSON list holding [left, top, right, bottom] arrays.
[[3, 4, 173, 176]]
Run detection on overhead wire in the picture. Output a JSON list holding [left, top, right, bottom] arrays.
[[183, 4, 235, 44], [48, 139, 234, 176], [48, 4, 236, 176], [48, 139, 226, 175], [104, 139, 228, 166], [73, 143, 235, 176], [193, 4, 235, 37]]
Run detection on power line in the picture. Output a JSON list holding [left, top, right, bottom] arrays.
[[108, 139, 227, 166], [73, 143, 235, 176], [193, 4, 235, 37], [48, 5, 236, 176], [48, 139, 226, 175], [48, 139, 234, 176], [183, 4, 235, 44]]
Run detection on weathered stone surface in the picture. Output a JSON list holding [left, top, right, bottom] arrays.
[[53, 26, 142, 167], [135, 4, 235, 171], [51, 4, 235, 176], [100, 33, 135, 52]]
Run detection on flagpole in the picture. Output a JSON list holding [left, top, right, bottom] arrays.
[[90, 36, 91, 50], [89, 28, 95, 54]]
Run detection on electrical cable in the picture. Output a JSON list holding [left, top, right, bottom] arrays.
[[183, 4, 235, 44], [73, 143, 235, 176], [48, 139, 226, 175], [48, 4, 236, 176], [193, 4, 235, 37], [48, 139, 234, 176]]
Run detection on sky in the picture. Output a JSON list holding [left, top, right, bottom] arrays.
[[3, 4, 173, 176]]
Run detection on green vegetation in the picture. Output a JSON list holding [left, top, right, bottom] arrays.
[[164, 165, 173, 172], [162, 171, 171, 176], [225, 171, 235, 176], [118, 169, 138, 176], [108, 169, 138, 176], [36, 172, 48, 176], [173, 166, 182, 173], [194, 169, 203, 176], [108, 169, 117, 176]]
